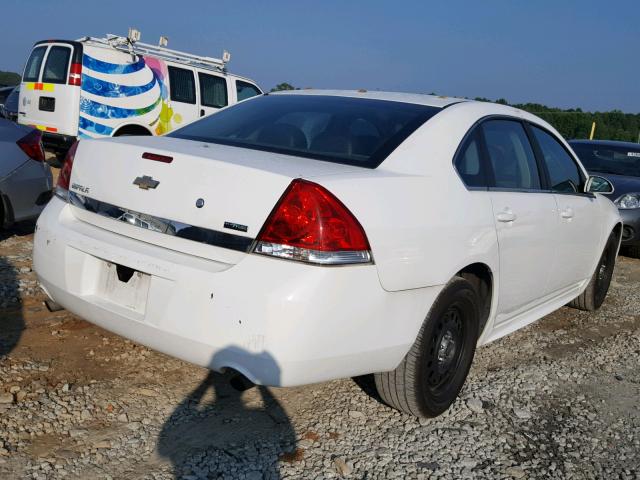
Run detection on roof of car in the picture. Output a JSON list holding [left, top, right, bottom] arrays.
[[569, 139, 640, 149], [270, 89, 471, 108]]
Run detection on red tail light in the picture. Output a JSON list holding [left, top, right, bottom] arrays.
[[56, 141, 79, 198], [254, 179, 371, 265], [68, 63, 82, 86], [16, 130, 45, 162]]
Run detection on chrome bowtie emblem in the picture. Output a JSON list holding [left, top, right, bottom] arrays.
[[133, 175, 159, 190]]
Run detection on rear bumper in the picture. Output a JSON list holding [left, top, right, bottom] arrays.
[[34, 197, 440, 386]]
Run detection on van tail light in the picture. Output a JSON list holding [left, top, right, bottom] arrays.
[[55, 141, 79, 200], [16, 130, 45, 162], [68, 63, 82, 86], [254, 179, 372, 265]]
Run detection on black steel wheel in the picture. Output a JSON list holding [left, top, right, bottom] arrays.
[[375, 276, 480, 417], [568, 230, 618, 311]]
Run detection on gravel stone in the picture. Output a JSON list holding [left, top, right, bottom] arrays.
[[1, 222, 639, 479], [466, 398, 484, 413]]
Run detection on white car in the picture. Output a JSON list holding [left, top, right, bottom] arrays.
[[33, 90, 621, 417]]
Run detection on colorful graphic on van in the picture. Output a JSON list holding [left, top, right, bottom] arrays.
[[78, 53, 181, 139], [81, 74, 157, 98], [143, 56, 183, 135], [82, 55, 145, 74], [78, 116, 113, 136]]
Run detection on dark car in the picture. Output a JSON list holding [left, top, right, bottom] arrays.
[[1, 86, 19, 122], [569, 139, 640, 257], [0, 86, 14, 105]]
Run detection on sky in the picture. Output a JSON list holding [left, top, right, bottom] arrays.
[[2, 0, 639, 112]]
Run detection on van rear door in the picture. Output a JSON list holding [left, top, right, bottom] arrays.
[[18, 41, 83, 137]]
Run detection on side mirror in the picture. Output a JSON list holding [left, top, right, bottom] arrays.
[[585, 175, 614, 194]]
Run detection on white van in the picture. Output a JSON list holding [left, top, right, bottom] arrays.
[[18, 33, 262, 162]]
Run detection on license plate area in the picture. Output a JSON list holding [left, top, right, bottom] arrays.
[[96, 261, 151, 314], [39, 96, 55, 112]]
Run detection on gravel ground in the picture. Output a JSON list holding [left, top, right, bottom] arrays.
[[0, 224, 639, 479]]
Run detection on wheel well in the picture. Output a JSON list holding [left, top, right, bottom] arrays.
[[113, 124, 153, 137], [613, 222, 623, 243], [457, 263, 493, 338]]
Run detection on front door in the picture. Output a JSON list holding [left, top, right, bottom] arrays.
[[529, 125, 602, 290]]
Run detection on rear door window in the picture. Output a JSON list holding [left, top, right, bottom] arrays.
[[482, 119, 541, 190], [168, 66, 196, 104], [198, 73, 228, 108], [531, 126, 584, 193], [42, 46, 71, 84], [455, 129, 488, 188], [23, 46, 47, 82], [236, 80, 261, 101]]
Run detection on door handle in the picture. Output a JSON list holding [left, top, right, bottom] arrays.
[[560, 207, 574, 219], [496, 210, 517, 223]]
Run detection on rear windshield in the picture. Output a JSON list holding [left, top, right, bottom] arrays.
[[169, 94, 441, 168], [570, 142, 640, 177], [23, 46, 47, 82], [42, 46, 71, 83]]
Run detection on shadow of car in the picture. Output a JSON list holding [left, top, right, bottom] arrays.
[[569, 139, 640, 258], [0, 119, 53, 228]]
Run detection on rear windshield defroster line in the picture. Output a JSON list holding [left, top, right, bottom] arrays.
[[169, 95, 442, 168]]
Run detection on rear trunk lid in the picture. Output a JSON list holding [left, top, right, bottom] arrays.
[[18, 41, 82, 136], [68, 136, 361, 264]]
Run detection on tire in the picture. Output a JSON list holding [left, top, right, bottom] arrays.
[[568, 231, 618, 311], [374, 276, 480, 418], [620, 245, 640, 259]]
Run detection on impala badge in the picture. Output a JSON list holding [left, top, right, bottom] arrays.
[[133, 175, 159, 190]]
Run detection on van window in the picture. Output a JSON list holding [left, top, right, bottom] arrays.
[[42, 46, 71, 84], [168, 66, 196, 104], [236, 80, 261, 101], [23, 46, 47, 82], [482, 119, 541, 190], [198, 73, 227, 108]]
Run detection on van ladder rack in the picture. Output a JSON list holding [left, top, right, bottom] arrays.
[[79, 34, 229, 73]]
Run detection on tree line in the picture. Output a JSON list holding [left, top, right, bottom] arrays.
[[475, 97, 640, 142], [272, 83, 640, 143]]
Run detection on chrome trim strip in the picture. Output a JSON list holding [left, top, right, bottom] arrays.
[[68, 191, 254, 252]]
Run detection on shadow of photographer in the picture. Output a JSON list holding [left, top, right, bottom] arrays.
[[157, 348, 297, 479], [0, 223, 32, 360]]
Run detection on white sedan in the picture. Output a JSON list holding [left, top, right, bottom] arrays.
[[33, 90, 621, 417]]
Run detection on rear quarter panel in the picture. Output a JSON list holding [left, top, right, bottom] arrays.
[[319, 103, 508, 292]]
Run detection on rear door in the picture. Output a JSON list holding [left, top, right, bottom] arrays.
[[167, 65, 199, 128], [19, 42, 82, 136], [481, 118, 559, 324], [529, 124, 601, 290]]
